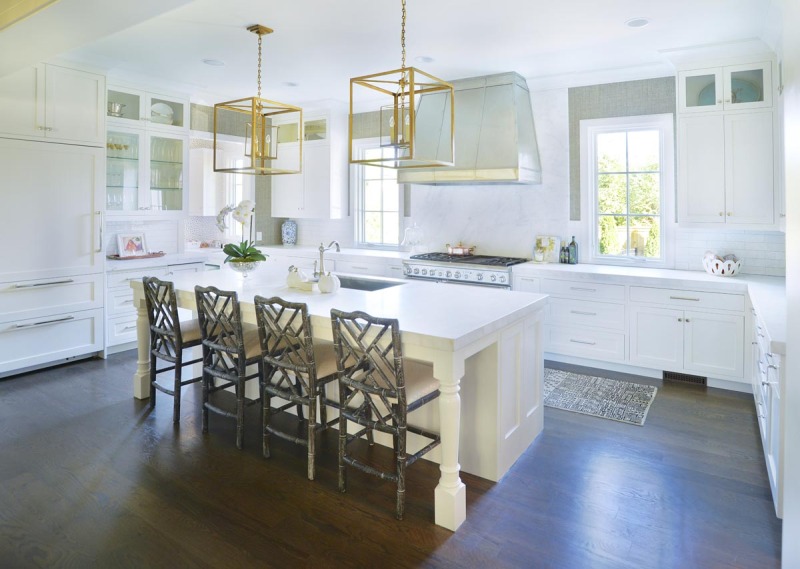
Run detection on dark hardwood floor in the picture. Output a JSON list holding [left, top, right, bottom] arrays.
[[0, 353, 781, 568]]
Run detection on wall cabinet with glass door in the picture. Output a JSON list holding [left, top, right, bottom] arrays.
[[106, 126, 187, 214], [678, 61, 772, 113], [271, 111, 348, 219], [106, 86, 189, 133]]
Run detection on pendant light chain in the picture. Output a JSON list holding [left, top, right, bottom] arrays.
[[401, 0, 406, 70], [257, 32, 263, 99]]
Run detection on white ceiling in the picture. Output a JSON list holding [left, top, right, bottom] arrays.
[[54, 0, 776, 104]]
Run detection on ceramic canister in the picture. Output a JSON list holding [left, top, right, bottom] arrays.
[[281, 219, 297, 246]]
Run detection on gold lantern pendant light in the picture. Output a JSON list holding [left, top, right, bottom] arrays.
[[349, 0, 454, 169], [214, 25, 303, 175]]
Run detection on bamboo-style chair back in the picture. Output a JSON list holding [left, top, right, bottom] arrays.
[[143, 277, 184, 362], [194, 285, 247, 378]]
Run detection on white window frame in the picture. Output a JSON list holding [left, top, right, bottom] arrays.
[[579, 113, 675, 268], [351, 137, 405, 249]]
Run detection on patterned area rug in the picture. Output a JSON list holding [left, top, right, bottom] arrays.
[[544, 368, 658, 426]]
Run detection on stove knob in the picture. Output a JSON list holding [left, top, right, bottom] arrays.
[[454, 271, 461, 279], [405, 266, 412, 275], [414, 268, 420, 275], [446, 271, 452, 278], [499, 275, 506, 283], [490, 274, 497, 282], [477, 274, 484, 281], [437, 271, 443, 277], [421, 269, 428, 275]]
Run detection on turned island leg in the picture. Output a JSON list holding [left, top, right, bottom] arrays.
[[132, 287, 151, 399]]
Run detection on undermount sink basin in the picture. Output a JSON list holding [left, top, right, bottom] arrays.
[[336, 275, 406, 291]]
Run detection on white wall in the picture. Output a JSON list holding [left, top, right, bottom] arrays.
[[780, 0, 800, 563]]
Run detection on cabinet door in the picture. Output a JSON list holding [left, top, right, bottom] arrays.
[[629, 306, 684, 370], [723, 62, 772, 111], [0, 64, 42, 138], [678, 68, 724, 113], [724, 112, 774, 224], [147, 133, 186, 212], [106, 127, 145, 212], [0, 139, 103, 280], [301, 144, 332, 219], [45, 65, 105, 146], [766, 360, 782, 516], [684, 311, 744, 378], [678, 115, 726, 223], [513, 275, 540, 292]]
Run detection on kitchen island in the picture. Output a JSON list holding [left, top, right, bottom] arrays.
[[130, 271, 547, 531]]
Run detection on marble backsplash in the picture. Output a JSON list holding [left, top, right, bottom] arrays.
[[674, 228, 785, 276]]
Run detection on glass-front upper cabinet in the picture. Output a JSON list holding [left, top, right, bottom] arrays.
[[276, 115, 328, 143], [679, 62, 772, 113], [107, 86, 189, 131], [106, 128, 185, 214]]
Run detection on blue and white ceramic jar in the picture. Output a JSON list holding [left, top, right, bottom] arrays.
[[281, 219, 297, 245]]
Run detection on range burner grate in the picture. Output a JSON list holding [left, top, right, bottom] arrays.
[[409, 253, 528, 267]]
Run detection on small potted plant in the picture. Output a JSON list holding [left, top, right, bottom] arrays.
[[222, 200, 267, 277]]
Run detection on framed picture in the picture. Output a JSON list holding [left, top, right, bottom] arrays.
[[117, 233, 148, 258], [534, 235, 560, 263]]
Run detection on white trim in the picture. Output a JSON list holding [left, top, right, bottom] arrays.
[[579, 113, 676, 269]]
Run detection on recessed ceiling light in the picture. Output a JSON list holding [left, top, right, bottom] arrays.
[[202, 58, 225, 66], [283, 81, 298, 87], [415, 56, 435, 64], [625, 17, 649, 28]]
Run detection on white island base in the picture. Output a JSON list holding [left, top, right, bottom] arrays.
[[131, 272, 547, 531]]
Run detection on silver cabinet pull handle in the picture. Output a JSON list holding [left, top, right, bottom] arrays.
[[13, 316, 75, 329], [95, 211, 103, 253], [669, 296, 700, 301], [762, 380, 777, 386], [569, 287, 596, 292], [570, 310, 597, 316], [122, 325, 138, 331], [14, 279, 74, 289], [569, 339, 596, 346]]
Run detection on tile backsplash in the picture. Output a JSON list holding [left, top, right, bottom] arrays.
[[674, 229, 785, 276], [185, 216, 220, 243], [105, 219, 181, 256]]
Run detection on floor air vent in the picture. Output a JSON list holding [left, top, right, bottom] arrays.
[[663, 371, 707, 385]]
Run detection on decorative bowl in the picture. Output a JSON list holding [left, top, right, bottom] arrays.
[[228, 261, 261, 278], [702, 254, 741, 277]]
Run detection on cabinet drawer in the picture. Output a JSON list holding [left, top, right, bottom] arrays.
[[0, 274, 102, 323], [336, 260, 384, 276], [107, 288, 136, 318], [0, 308, 103, 375], [541, 278, 625, 302], [107, 314, 139, 346], [513, 275, 540, 292], [547, 298, 625, 331], [108, 266, 168, 289], [385, 264, 405, 278], [545, 325, 626, 363], [629, 286, 744, 311]]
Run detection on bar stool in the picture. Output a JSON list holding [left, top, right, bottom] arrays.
[[143, 277, 203, 423], [330, 308, 441, 520], [194, 285, 263, 450], [254, 295, 341, 480]]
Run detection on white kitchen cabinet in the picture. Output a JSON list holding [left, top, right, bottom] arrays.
[[630, 305, 744, 379], [105, 261, 203, 348], [271, 110, 349, 219], [106, 126, 188, 214], [107, 85, 188, 133], [512, 274, 540, 292], [335, 259, 386, 276], [0, 63, 105, 146], [678, 61, 772, 113], [678, 111, 774, 226]]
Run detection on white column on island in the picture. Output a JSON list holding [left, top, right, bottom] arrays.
[[133, 290, 151, 399], [432, 354, 467, 531]]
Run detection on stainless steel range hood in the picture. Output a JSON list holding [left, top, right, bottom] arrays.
[[398, 72, 541, 185]]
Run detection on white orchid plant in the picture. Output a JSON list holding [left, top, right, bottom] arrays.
[[220, 200, 266, 264]]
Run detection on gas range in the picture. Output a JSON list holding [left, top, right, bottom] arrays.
[[402, 253, 528, 288]]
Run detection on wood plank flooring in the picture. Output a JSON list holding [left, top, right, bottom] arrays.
[[0, 353, 782, 568]]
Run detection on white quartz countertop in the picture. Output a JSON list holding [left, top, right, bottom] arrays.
[[106, 252, 212, 271], [513, 262, 786, 354], [258, 245, 411, 261], [165, 270, 547, 352]]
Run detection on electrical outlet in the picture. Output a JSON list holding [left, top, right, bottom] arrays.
[[256, 231, 263, 240]]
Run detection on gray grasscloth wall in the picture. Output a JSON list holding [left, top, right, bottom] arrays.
[[568, 77, 676, 220], [190, 103, 283, 245]]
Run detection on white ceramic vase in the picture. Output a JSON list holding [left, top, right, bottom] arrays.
[[317, 273, 340, 293]]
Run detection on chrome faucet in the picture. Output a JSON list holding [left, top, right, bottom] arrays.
[[315, 240, 340, 279]]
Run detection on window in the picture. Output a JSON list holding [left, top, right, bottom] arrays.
[[580, 114, 674, 266], [353, 141, 403, 247], [218, 140, 255, 241]]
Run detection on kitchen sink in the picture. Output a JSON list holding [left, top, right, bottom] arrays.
[[337, 275, 406, 291]]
